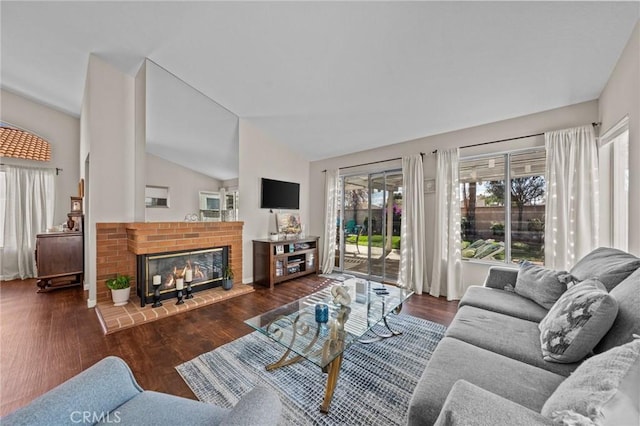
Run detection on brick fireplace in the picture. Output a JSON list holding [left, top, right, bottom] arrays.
[[95, 221, 243, 304]]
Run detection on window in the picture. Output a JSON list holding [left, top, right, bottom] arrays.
[[611, 131, 629, 250], [460, 149, 546, 264], [145, 185, 169, 208], [599, 116, 629, 251]]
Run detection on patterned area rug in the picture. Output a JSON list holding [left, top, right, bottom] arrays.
[[176, 314, 446, 425]]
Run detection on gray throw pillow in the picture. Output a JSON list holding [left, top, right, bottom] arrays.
[[538, 279, 618, 363], [541, 339, 640, 425], [570, 247, 640, 292], [514, 261, 574, 309], [595, 268, 640, 353]]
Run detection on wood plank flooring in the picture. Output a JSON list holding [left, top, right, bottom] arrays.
[[0, 275, 458, 417]]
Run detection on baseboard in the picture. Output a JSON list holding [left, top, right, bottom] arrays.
[[87, 298, 96, 308]]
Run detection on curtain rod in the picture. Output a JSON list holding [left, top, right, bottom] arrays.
[[431, 122, 601, 154], [0, 163, 62, 175], [322, 152, 424, 172], [453, 122, 602, 152]]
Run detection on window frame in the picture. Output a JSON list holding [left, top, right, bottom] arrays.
[[460, 146, 546, 264], [599, 115, 629, 251]]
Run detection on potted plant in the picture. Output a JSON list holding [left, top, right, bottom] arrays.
[[106, 275, 132, 306], [222, 266, 234, 291]]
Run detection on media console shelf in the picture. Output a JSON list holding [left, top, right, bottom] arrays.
[[253, 236, 319, 289]]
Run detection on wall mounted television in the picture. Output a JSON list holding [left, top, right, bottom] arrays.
[[261, 178, 300, 210]]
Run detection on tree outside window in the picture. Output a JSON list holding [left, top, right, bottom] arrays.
[[460, 149, 546, 264]]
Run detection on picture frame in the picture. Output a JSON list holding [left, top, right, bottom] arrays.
[[70, 196, 83, 213], [275, 213, 302, 236], [424, 179, 436, 194]]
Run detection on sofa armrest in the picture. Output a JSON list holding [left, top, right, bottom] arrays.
[[3, 356, 142, 425], [221, 386, 282, 426], [484, 266, 519, 290], [434, 380, 553, 426]]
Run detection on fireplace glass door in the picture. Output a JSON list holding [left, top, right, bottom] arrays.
[[138, 246, 227, 306]]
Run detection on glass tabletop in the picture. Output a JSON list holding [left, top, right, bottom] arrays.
[[244, 277, 413, 368]]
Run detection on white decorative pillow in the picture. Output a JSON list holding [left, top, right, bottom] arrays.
[[542, 339, 640, 425], [538, 279, 618, 363]]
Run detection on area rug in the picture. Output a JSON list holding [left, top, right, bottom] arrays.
[[176, 314, 446, 425]]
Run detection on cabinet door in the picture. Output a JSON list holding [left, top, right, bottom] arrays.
[[37, 234, 83, 277]]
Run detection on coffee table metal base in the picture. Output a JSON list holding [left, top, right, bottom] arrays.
[[264, 324, 344, 414], [358, 315, 402, 344]]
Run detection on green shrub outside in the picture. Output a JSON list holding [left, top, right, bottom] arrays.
[[345, 234, 401, 250]]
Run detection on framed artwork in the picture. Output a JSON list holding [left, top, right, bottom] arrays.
[[70, 196, 83, 213], [424, 179, 436, 194], [276, 213, 302, 236]]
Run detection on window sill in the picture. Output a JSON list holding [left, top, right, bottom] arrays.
[[461, 258, 517, 268]]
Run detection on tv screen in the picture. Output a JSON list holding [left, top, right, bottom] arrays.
[[261, 178, 300, 210]]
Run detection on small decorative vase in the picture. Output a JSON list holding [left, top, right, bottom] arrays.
[[315, 303, 329, 323], [222, 279, 233, 291]]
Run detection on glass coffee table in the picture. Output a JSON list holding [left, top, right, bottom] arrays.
[[245, 277, 413, 413]]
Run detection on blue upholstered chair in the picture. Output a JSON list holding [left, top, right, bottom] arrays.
[[3, 356, 282, 425]]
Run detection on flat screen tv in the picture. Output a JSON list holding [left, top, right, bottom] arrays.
[[261, 178, 300, 210]]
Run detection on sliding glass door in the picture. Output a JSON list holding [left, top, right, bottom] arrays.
[[336, 170, 402, 283]]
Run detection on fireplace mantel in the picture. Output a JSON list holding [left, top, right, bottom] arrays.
[[95, 221, 243, 304], [125, 221, 243, 255]]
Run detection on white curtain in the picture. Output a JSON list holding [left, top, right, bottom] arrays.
[[321, 169, 339, 274], [430, 149, 463, 301], [399, 155, 426, 293], [544, 125, 598, 270], [1, 165, 56, 280]]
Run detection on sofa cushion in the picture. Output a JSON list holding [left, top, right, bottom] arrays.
[[407, 337, 565, 426], [570, 247, 640, 292], [595, 268, 640, 353], [434, 380, 555, 426], [539, 279, 618, 363], [515, 261, 574, 309], [446, 305, 579, 376], [460, 286, 549, 322], [105, 391, 230, 425], [541, 339, 640, 425]]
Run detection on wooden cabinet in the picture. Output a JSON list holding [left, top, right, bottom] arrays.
[[253, 236, 319, 289], [35, 231, 83, 291]]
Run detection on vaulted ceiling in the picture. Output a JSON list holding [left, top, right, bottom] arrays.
[[1, 2, 638, 162]]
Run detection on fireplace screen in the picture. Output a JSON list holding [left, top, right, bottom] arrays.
[[137, 246, 228, 306]]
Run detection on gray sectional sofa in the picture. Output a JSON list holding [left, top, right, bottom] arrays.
[[407, 247, 640, 426]]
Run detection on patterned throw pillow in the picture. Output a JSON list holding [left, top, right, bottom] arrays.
[[538, 279, 618, 363]]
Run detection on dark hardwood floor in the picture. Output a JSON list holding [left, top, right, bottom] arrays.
[[0, 275, 458, 416]]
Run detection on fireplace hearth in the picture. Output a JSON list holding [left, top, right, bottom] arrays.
[[137, 246, 229, 307]]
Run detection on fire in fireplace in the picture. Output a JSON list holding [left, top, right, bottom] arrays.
[[137, 246, 229, 307]]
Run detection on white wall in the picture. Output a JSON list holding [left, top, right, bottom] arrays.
[[1, 89, 80, 225], [599, 20, 640, 256], [145, 152, 222, 222], [82, 54, 136, 307], [134, 61, 147, 221], [239, 118, 310, 283], [310, 100, 598, 295]]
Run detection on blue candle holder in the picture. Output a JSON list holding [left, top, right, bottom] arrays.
[[315, 303, 329, 323]]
